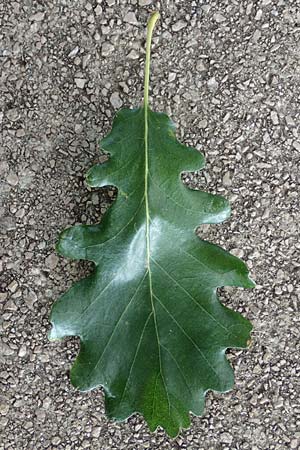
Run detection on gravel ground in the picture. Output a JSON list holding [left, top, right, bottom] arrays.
[[1, 1, 299, 449]]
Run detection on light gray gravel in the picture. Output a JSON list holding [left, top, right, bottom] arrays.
[[1, 1, 299, 449]]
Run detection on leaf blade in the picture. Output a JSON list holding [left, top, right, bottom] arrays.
[[50, 106, 254, 437]]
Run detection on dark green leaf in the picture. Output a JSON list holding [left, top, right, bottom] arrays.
[[50, 106, 254, 437]]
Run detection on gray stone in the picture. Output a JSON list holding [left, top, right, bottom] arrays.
[[94, 5, 102, 16], [0, 342, 14, 356], [255, 9, 263, 20], [172, 20, 187, 32], [214, 13, 226, 23], [18, 345, 27, 357], [198, 119, 208, 129], [223, 171, 232, 186], [270, 111, 279, 125], [127, 49, 139, 60], [68, 46, 79, 58], [6, 172, 19, 186], [45, 253, 59, 269], [124, 12, 138, 25], [253, 29, 262, 42], [52, 437, 61, 445], [8, 280, 18, 293], [30, 12, 45, 22], [110, 92, 123, 109], [207, 77, 219, 90], [0, 161, 9, 175], [220, 432, 233, 444], [196, 61, 207, 72], [92, 427, 101, 438], [6, 108, 19, 122], [101, 42, 114, 57], [0, 400, 9, 415], [285, 115, 295, 127], [75, 78, 87, 89]]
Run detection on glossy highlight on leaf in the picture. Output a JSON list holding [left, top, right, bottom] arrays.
[[49, 12, 254, 438]]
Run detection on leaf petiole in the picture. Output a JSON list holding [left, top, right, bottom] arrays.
[[144, 11, 160, 108]]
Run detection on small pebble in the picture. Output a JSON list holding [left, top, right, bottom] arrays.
[[196, 61, 207, 72], [220, 432, 233, 444], [198, 119, 208, 129], [30, 12, 45, 22], [207, 77, 219, 91], [213, 13, 226, 23], [0, 161, 9, 175], [0, 293, 7, 302], [0, 342, 14, 356], [168, 73, 176, 82], [292, 141, 300, 151], [255, 9, 263, 20], [127, 49, 139, 60], [172, 20, 187, 32], [6, 108, 19, 121], [124, 12, 138, 25], [82, 54, 91, 68], [0, 401, 9, 415], [101, 42, 114, 57], [18, 345, 27, 358], [16, 129, 25, 137], [6, 173, 19, 186], [252, 29, 261, 42], [68, 46, 79, 58], [16, 208, 25, 219], [223, 171, 232, 186], [94, 5, 102, 16], [285, 115, 295, 127], [8, 280, 18, 293], [270, 111, 279, 125], [110, 92, 123, 109], [75, 78, 87, 89], [92, 427, 101, 438], [45, 254, 59, 270]]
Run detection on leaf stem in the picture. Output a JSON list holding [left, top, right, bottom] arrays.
[[144, 11, 160, 108]]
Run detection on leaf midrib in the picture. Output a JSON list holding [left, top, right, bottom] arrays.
[[144, 106, 156, 330], [144, 106, 167, 400]]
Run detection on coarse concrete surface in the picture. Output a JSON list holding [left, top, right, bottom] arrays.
[[0, 0, 299, 449]]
